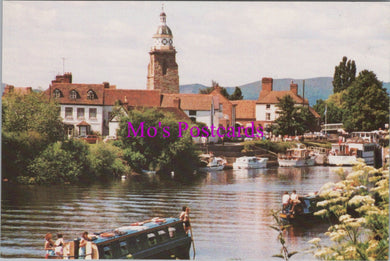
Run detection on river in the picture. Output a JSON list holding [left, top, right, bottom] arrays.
[[1, 166, 350, 259]]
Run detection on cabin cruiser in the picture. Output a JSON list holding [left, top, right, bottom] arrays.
[[233, 156, 268, 169], [278, 143, 316, 167], [198, 154, 226, 171]]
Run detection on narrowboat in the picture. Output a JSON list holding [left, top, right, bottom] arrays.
[[60, 217, 192, 259]]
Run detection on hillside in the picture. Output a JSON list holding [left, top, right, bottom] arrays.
[[180, 77, 390, 106]]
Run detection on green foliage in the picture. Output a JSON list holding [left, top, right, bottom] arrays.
[[2, 92, 65, 143], [313, 99, 343, 124], [308, 163, 389, 260], [27, 139, 90, 184], [229, 87, 243, 100], [333, 56, 356, 93], [269, 210, 298, 260], [243, 140, 296, 154], [88, 143, 130, 181], [2, 131, 46, 180], [342, 70, 389, 131], [117, 108, 198, 178], [272, 95, 317, 136]]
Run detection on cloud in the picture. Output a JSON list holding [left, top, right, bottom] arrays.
[[3, 1, 390, 90]]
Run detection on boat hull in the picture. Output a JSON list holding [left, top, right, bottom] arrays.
[[233, 159, 268, 170], [278, 158, 315, 167], [328, 155, 357, 166]]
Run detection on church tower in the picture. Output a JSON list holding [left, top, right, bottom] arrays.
[[147, 9, 179, 93]]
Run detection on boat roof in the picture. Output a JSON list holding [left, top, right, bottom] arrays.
[[91, 217, 180, 244]]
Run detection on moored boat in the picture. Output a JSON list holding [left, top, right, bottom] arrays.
[[57, 217, 192, 259], [328, 140, 376, 166], [278, 143, 316, 167], [198, 154, 226, 171], [233, 156, 268, 169]]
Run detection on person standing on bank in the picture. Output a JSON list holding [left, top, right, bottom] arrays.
[[180, 206, 191, 235]]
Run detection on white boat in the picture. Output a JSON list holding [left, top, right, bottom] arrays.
[[328, 140, 376, 166], [233, 156, 268, 169], [308, 146, 329, 165], [199, 154, 226, 171], [278, 143, 316, 167]]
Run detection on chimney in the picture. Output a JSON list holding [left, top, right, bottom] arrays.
[[52, 73, 72, 84], [173, 97, 181, 109], [290, 80, 298, 95], [103, 82, 110, 89], [123, 96, 128, 106], [259, 77, 273, 99]]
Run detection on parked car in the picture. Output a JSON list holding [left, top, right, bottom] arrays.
[[80, 135, 100, 144]]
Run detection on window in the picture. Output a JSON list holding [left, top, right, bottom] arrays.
[[219, 104, 223, 111], [87, 90, 97, 100], [53, 89, 62, 98], [147, 233, 157, 246], [168, 227, 176, 238], [103, 246, 113, 259], [158, 229, 169, 242], [189, 110, 196, 116], [266, 104, 271, 109], [162, 60, 167, 75], [266, 113, 271, 121], [77, 108, 85, 120], [89, 108, 97, 120], [65, 107, 73, 119], [70, 90, 79, 100], [119, 241, 129, 256]]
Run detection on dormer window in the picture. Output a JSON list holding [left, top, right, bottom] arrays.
[[53, 89, 62, 98], [87, 90, 97, 100], [69, 90, 79, 100]]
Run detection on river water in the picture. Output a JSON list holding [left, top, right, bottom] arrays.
[[1, 166, 350, 260]]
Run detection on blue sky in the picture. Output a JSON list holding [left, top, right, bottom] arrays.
[[3, 1, 390, 90]]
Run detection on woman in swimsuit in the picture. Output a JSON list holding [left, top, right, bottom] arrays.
[[180, 206, 191, 234]]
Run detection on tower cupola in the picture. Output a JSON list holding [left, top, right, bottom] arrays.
[[152, 9, 174, 50]]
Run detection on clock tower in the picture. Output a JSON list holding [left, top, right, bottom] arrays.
[[147, 10, 179, 93]]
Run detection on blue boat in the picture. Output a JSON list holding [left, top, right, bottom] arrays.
[[59, 217, 192, 259]]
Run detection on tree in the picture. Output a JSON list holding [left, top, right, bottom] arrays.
[[272, 95, 316, 136], [333, 56, 356, 93], [116, 108, 199, 179], [229, 87, 243, 100], [342, 70, 389, 131], [313, 99, 343, 124], [2, 92, 65, 143]]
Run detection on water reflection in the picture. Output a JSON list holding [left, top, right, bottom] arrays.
[[1, 166, 349, 259]]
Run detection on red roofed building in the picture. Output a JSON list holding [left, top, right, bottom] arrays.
[[3, 85, 33, 96], [255, 77, 320, 129]]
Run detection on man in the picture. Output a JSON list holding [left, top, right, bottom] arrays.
[[290, 190, 300, 213], [282, 191, 290, 212]]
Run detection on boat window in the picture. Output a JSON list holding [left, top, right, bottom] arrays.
[[147, 233, 157, 246], [103, 246, 113, 259], [158, 229, 170, 241], [119, 241, 129, 256], [168, 227, 176, 238]]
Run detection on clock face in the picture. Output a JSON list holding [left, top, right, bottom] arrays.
[[162, 38, 168, 45], [169, 39, 173, 44]]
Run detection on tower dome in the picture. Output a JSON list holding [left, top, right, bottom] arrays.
[[152, 10, 174, 50]]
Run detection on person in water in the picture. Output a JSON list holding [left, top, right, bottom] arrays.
[[78, 231, 89, 259], [44, 233, 55, 258], [180, 206, 191, 235], [54, 233, 65, 257]]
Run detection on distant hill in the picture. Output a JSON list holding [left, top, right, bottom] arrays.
[[180, 77, 390, 106]]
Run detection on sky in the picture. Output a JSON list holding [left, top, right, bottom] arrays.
[[3, 1, 390, 90]]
